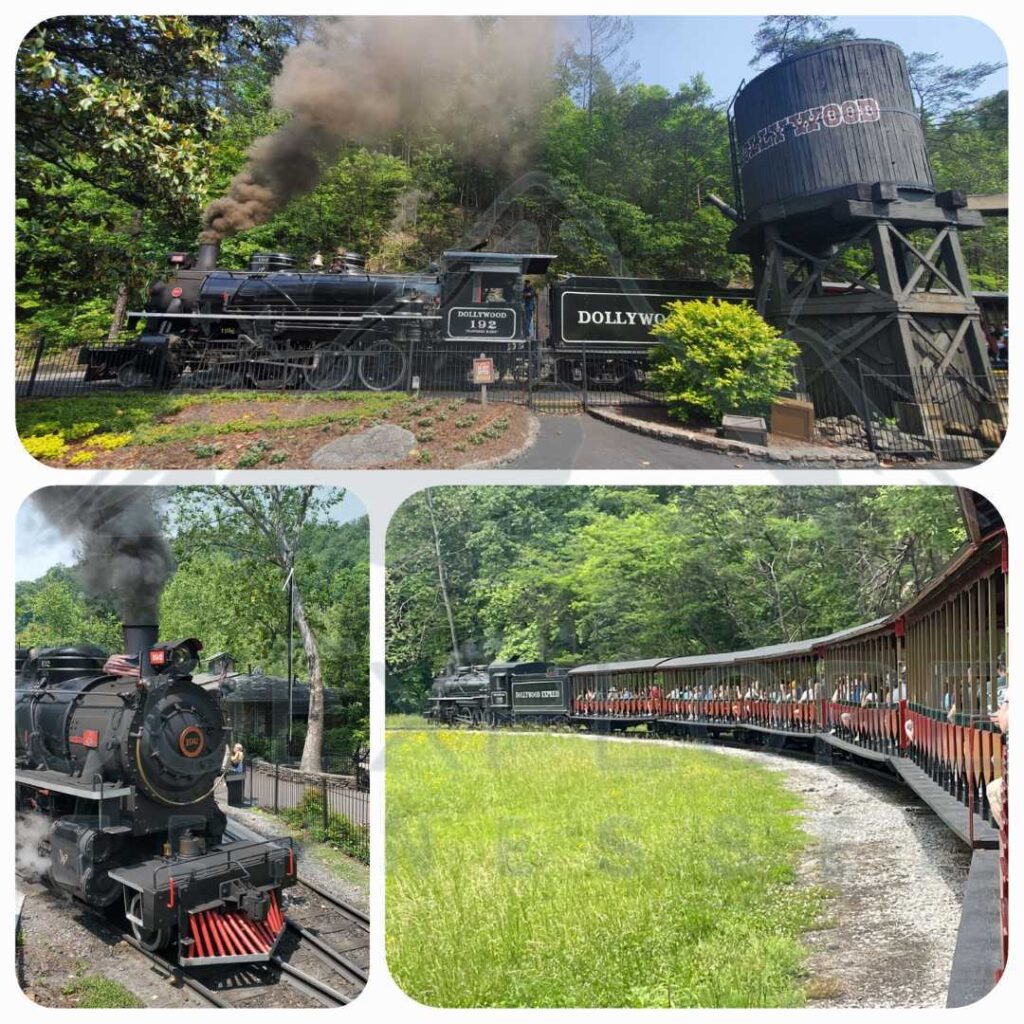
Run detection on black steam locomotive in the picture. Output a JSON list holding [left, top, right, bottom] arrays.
[[16, 626, 296, 964], [427, 660, 571, 726], [79, 241, 740, 392]]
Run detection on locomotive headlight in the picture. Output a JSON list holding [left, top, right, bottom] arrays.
[[148, 638, 203, 678]]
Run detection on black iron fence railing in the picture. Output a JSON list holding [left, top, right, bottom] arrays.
[[17, 334, 1006, 462], [242, 759, 369, 864]]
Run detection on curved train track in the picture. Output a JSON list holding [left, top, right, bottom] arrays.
[[17, 866, 368, 1008]]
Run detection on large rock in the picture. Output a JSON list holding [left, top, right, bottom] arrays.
[[311, 423, 417, 468]]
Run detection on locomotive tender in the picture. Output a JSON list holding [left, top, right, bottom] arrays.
[[16, 624, 297, 964]]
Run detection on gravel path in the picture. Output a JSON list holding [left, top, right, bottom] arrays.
[[16, 879, 203, 1008], [223, 804, 369, 914], [519, 732, 971, 1007], [707, 745, 970, 1007]]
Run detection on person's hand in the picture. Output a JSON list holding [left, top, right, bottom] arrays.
[[990, 702, 1009, 735]]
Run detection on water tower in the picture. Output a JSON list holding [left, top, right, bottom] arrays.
[[724, 40, 1001, 453]]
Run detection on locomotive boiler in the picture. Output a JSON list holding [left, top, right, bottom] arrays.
[[80, 243, 555, 392], [16, 625, 297, 963]]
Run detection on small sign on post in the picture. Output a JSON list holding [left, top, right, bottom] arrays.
[[473, 354, 496, 405]]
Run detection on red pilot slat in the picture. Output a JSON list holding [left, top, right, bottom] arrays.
[[188, 914, 205, 958], [225, 912, 262, 955], [197, 909, 215, 959], [218, 912, 251, 954], [242, 913, 271, 954], [209, 912, 231, 958], [288, 848, 295, 876], [254, 918, 276, 946], [167, 877, 175, 909], [232, 917, 266, 954]]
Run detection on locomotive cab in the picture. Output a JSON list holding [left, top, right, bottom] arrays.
[[440, 251, 554, 343]]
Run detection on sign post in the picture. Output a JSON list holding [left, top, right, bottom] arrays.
[[472, 353, 496, 405]]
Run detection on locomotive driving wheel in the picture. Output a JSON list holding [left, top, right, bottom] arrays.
[[357, 339, 407, 391], [128, 892, 170, 952], [116, 360, 151, 389], [304, 341, 355, 391]]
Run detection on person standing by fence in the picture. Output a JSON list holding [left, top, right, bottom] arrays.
[[523, 280, 536, 340]]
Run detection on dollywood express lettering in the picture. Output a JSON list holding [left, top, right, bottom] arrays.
[[741, 96, 881, 165], [558, 290, 679, 347]]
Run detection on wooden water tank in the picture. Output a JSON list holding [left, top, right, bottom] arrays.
[[734, 40, 933, 217]]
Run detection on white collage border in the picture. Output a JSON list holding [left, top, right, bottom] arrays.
[[1, 2, 1020, 1020]]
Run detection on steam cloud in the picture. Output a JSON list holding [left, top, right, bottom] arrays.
[[201, 16, 554, 241], [31, 487, 175, 625], [15, 813, 53, 880]]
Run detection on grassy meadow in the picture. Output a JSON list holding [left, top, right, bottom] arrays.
[[386, 730, 825, 1007]]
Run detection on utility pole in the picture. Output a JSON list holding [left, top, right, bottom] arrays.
[[283, 567, 295, 748]]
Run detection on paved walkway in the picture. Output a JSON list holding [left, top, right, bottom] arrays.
[[505, 413, 763, 469]]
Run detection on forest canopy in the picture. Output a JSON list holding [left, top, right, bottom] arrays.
[[385, 486, 969, 710], [15, 15, 1007, 349]]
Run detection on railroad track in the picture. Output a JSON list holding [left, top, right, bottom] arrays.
[[17, 872, 363, 1008]]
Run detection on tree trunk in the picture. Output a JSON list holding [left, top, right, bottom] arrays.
[[425, 490, 460, 664], [108, 208, 142, 341], [295, 580, 326, 773]]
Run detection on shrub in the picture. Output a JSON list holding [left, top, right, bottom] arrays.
[[282, 790, 369, 862], [84, 431, 132, 450], [68, 450, 97, 466], [648, 299, 799, 425], [23, 433, 68, 460]]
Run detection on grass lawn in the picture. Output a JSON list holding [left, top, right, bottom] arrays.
[[60, 968, 143, 1008], [16, 391, 529, 469], [386, 730, 825, 1008]]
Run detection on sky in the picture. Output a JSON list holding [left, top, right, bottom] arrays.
[[567, 15, 1007, 104], [15, 486, 366, 582]]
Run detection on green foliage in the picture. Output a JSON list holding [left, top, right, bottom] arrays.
[[647, 299, 799, 424], [386, 731, 825, 1006], [61, 969, 144, 1009], [16, 390, 411, 464], [280, 790, 369, 863], [385, 487, 967, 711], [16, 570, 122, 650]]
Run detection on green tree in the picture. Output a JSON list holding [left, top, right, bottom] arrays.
[[171, 486, 351, 772], [648, 299, 799, 424], [749, 16, 857, 67]]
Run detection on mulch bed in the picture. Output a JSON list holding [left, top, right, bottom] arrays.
[[47, 398, 534, 470]]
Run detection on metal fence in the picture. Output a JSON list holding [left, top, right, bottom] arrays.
[[243, 759, 369, 864], [14, 333, 664, 414], [807, 362, 1007, 462], [16, 333, 1007, 461]]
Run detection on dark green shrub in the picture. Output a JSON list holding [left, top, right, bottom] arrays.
[[648, 299, 799, 425]]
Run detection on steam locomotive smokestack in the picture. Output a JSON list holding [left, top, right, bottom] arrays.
[[196, 242, 220, 271], [123, 624, 159, 677]]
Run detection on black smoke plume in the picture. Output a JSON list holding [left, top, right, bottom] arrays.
[[31, 487, 175, 625], [201, 16, 554, 241]]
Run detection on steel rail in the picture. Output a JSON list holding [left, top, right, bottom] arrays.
[[121, 935, 229, 1008], [271, 956, 349, 1006], [285, 917, 367, 987]]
